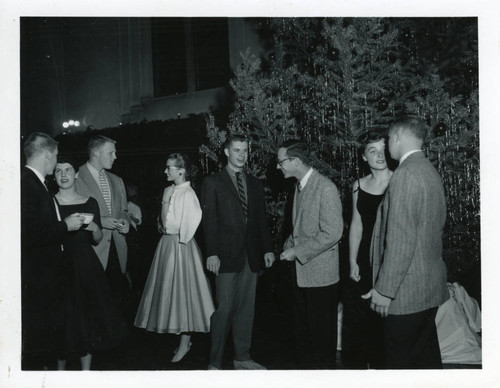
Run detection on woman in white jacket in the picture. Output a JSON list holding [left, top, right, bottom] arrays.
[[134, 153, 215, 363]]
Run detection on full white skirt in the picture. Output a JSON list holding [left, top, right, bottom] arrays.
[[134, 235, 215, 334]]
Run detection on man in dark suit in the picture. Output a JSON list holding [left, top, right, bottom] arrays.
[[201, 133, 275, 370], [277, 140, 343, 368], [75, 136, 131, 305], [370, 116, 449, 368], [21, 132, 84, 357]]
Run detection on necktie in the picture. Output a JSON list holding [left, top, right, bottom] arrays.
[[235, 172, 248, 217], [99, 170, 112, 215], [293, 182, 303, 224]]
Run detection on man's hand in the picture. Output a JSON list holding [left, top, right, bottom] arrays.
[[264, 252, 275, 268], [361, 289, 372, 300], [117, 219, 130, 234], [64, 213, 84, 231], [370, 289, 392, 318], [280, 248, 297, 262], [207, 255, 221, 276], [102, 216, 120, 230]]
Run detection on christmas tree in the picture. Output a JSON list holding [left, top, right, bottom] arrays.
[[201, 17, 479, 289]]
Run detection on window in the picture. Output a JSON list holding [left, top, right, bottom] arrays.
[[151, 18, 187, 96], [151, 18, 230, 97], [192, 18, 230, 91]]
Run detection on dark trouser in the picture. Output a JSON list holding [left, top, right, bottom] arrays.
[[385, 307, 442, 369], [209, 258, 258, 369], [293, 281, 339, 366], [105, 239, 128, 307], [341, 278, 386, 368]]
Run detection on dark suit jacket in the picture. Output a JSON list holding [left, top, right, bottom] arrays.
[[21, 167, 68, 351], [200, 168, 273, 273], [371, 152, 449, 315]]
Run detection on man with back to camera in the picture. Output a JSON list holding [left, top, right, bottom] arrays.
[[201, 133, 275, 370], [370, 115, 449, 368], [277, 139, 344, 368], [75, 135, 131, 306], [21, 132, 84, 362]]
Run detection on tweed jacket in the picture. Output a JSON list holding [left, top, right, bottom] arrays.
[[371, 151, 449, 315], [200, 168, 273, 273], [75, 163, 130, 272], [284, 169, 343, 288]]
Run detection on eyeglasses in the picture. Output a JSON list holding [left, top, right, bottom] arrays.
[[277, 157, 294, 167], [165, 166, 181, 171]]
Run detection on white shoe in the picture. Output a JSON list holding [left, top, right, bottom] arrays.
[[171, 343, 191, 363]]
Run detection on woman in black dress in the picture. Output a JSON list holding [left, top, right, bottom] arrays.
[[346, 131, 392, 368], [54, 158, 127, 370]]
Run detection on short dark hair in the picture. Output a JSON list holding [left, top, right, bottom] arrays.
[[56, 156, 78, 172], [223, 132, 248, 150], [356, 131, 386, 155], [167, 153, 197, 181], [88, 135, 116, 157], [390, 115, 428, 141], [279, 139, 312, 166], [23, 132, 58, 160]]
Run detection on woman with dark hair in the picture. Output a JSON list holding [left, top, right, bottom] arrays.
[[53, 157, 127, 370], [349, 132, 393, 292], [134, 153, 215, 363], [346, 131, 393, 368]]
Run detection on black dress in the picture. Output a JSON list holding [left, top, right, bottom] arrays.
[[57, 197, 128, 358], [341, 183, 385, 368], [356, 186, 384, 295]]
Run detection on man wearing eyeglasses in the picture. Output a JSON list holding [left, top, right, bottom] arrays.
[[277, 139, 343, 369], [201, 133, 275, 370]]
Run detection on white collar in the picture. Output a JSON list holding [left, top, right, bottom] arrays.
[[298, 168, 314, 190], [87, 161, 102, 174], [400, 150, 422, 164], [174, 181, 191, 190], [86, 161, 106, 181], [25, 165, 46, 185]]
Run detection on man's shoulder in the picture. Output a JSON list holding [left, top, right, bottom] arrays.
[[21, 166, 34, 181], [244, 172, 262, 185], [106, 170, 122, 180], [21, 167, 41, 190], [396, 154, 435, 177], [202, 169, 225, 184], [77, 163, 90, 178], [311, 170, 337, 190]]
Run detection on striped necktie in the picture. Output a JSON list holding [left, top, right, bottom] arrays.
[[99, 170, 112, 215], [235, 172, 248, 217]]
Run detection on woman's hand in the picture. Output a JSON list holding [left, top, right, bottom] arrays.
[[350, 263, 361, 282], [85, 220, 103, 245], [83, 221, 99, 232]]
